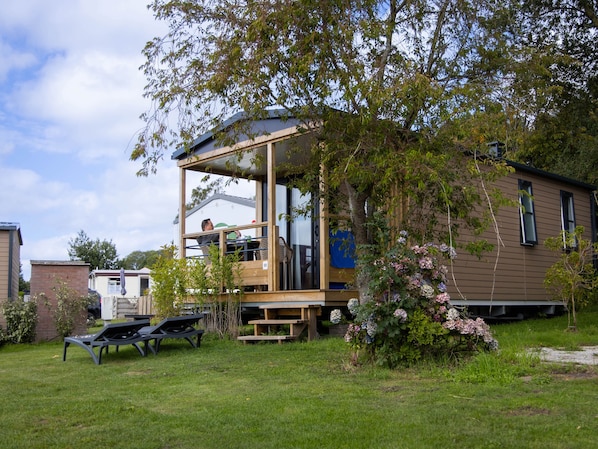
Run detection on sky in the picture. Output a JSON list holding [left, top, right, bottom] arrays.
[[0, 1, 244, 281]]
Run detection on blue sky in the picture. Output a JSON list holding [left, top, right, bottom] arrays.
[[0, 1, 209, 280]]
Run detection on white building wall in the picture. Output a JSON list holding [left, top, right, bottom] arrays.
[[89, 268, 152, 299], [174, 197, 257, 244]]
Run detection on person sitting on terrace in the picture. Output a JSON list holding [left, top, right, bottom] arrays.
[[197, 218, 241, 246]]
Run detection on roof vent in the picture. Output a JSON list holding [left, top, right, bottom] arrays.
[[488, 141, 504, 158]]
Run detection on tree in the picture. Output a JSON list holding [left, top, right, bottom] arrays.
[[544, 226, 598, 331], [187, 176, 225, 210], [133, 1, 520, 291], [19, 264, 30, 295], [508, 1, 598, 184], [122, 250, 161, 270], [67, 230, 120, 271]]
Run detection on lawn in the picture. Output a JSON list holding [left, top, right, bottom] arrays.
[[0, 308, 597, 449]]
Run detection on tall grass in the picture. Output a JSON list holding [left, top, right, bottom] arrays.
[[0, 307, 596, 449]]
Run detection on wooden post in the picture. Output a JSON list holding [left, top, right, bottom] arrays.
[[267, 142, 278, 291], [179, 166, 187, 258]]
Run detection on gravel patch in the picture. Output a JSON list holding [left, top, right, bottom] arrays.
[[530, 346, 598, 365]]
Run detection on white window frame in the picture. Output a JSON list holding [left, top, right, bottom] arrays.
[[560, 190, 576, 248], [107, 278, 121, 295], [518, 180, 538, 246]]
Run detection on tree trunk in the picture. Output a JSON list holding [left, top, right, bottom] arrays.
[[343, 179, 371, 300]]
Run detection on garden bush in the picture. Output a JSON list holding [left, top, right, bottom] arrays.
[[1, 297, 38, 343], [44, 280, 92, 338], [345, 231, 498, 368], [151, 243, 243, 337]]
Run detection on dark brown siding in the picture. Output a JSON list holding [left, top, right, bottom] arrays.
[[448, 169, 595, 304]]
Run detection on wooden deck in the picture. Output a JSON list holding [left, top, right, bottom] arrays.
[[237, 288, 357, 308]]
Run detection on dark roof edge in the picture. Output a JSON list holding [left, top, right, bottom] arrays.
[[171, 108, 292, 160], [0, 222, 23, 245], [507, 159, 597, 191]]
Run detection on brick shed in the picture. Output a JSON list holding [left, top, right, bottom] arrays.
[[30, 260, 90, 342]]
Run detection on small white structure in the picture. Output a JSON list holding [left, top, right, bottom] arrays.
[[89, 267, 152, 300], [173, 193, 256, 244]]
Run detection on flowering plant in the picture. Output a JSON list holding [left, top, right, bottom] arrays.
[[329, 298, 359, 326], [329, 308, 347, 325], [347, 231, 497, 367]]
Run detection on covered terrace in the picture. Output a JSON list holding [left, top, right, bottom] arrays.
[[172, 110, 357, 312]]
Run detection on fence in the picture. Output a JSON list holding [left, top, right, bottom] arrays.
[[103, 295, 153, 318]]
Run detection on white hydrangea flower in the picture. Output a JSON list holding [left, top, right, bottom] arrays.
[[347, 298, 359, 316], [330, 309, 343, 324], [446, 308, 460, 320], [421, 284, 435, 299]]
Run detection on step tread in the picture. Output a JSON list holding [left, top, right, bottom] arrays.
[[237, 335, 297, 341], [248, 319, 307, 325]]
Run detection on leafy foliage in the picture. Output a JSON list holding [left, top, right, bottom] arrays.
[[150, 244, 243, 337], [19, 263, 29, 295], [544, 226, 598, 330], [121, 250, 161, 270], [43, 279, 92, 339], [1, 297, 38, 343], [508, 1, 598, 184], [346, 231, 497, 368], [150, 245, 190, 319], [67, 230, 120, 270], [134, 0, 514, 263], [187, 176, 225, 210]]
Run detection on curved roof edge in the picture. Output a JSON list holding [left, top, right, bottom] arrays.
[[173, 193, 256, 224], [171, 108, 293, 160]]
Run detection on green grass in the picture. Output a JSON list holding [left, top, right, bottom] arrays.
[[0, 309, 597, 449]]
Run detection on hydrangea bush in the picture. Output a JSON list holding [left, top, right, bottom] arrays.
[[346, 232, 498, 367]]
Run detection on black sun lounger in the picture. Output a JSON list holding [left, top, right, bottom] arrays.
[[63, 320, 150, 365], [139, 314, 205, 354]]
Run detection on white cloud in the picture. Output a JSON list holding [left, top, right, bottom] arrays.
[[0, 39, 37, 82], [0, 1, 162, 55], [1, 1, 182, 282], [14, 51, 145, 124]]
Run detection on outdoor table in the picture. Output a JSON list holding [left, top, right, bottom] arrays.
[[226, 239, 260, 261]]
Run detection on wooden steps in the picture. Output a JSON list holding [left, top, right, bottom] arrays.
[[239, 318, 308, 344], [248, 319, 306, 325], [237, 335, 298, 344], [237, 304, 320, 344]]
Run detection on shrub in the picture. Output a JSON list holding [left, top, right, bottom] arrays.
[[151, 244, 243, 338], [347, 231, 497, 368], [544, 226, 598, 330], [44, 279, 92, 338], [1, 297, 38, 343], [151, 245, 189, 319]]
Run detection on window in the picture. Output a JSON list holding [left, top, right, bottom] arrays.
[[140, 277, 150, 296], [560, 190, 576, 248], [518, 180, 537, 245], [107, 278, 121, 295]]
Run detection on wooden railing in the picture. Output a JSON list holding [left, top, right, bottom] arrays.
[[182, 222, 279, 291]]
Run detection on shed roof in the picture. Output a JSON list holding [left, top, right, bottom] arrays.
[[0, 222, 23, 245]]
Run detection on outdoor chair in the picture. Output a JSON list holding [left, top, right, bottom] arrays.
[[139, 314, 205, 354], [63, 320, 151, 365], [257, 236, 294, 289], [197, 241, 212, 263]]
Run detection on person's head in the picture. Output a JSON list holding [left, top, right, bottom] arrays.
[[201, 218, 214, 231]]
